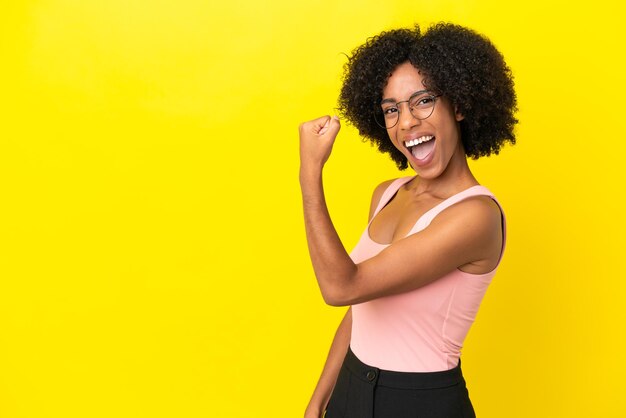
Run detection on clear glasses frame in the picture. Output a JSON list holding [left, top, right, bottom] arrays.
[[375, 90, 443, 129]]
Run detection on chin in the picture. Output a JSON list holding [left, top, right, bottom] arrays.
[[410, 161, 444, 179]]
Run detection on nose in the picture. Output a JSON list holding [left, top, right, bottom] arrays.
[[397, 101, 420, 130]]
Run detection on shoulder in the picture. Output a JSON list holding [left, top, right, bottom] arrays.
[[371, 178, 398, 202], [430, 193, 503, 246], [368, 178, 399, 221]]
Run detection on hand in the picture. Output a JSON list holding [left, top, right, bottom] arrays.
[[299, 115, 341, 171]]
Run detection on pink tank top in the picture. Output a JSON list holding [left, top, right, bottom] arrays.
[[350, 176, 506, 372]]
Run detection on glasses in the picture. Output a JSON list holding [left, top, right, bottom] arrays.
[[375, 90, 442, 129]]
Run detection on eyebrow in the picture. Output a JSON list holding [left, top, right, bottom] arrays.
[[380, 89, 430, 105]]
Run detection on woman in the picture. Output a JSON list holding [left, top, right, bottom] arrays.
[[299, 24, 517, 418]]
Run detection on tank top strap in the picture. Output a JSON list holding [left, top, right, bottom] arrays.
[[416, 185, 495, 228], [371, 176, 415, 219], [410, 185, 507, 264]]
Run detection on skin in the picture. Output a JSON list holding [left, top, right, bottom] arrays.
[[300, 62, 503, 418]]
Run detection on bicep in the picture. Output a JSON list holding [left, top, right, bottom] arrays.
[[342, 198, 502, 305]]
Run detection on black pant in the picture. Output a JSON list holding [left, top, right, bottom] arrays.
[[325, 348, 476, 418]]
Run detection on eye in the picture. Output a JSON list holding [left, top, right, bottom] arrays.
[[382, 106, 398, 116], [411, 96, 435, 108]]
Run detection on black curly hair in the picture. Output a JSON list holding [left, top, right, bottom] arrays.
[[338, 23, 517, 170]]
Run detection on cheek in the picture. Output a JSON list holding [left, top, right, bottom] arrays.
[[387, 128, 400, 147], [443, 125, 463, 152]]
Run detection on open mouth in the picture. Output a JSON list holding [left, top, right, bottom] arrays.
[[404, 135, 435, 160]]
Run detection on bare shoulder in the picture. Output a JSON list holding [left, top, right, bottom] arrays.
[[429, 194, 503, 269], [434, 194, 502, 232], [368, 179, 398, 221]]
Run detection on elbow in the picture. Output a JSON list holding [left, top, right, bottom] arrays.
[[322, 294, 348, 307], [317, 266, 360, 307], [320, 285, 353, 307]]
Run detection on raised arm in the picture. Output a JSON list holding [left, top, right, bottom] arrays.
[[299, 116, 502, 307], [299, 116, 356, 304]]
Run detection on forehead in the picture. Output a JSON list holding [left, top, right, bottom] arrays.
[[382, 62, 426, 99]]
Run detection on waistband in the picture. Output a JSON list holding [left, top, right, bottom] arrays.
[[344, 347, 465, 390]]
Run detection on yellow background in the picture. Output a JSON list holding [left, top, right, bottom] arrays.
[[1, 1, 625, 417]]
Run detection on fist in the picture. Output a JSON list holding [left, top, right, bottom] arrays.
[[299, 115, 341, 170]]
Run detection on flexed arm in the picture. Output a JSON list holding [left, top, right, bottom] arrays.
[[299, 116, 358, 305], [299, 116, 503, 307]]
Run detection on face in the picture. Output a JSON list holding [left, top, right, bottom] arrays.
[[381, 62, 465, 178]]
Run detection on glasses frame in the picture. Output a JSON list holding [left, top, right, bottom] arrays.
[[375, 90, 443, 129]]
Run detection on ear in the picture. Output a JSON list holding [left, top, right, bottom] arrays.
[[454, 105, 464, 122]]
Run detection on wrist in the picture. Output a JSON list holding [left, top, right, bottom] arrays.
[[299, 163, 323, 183]]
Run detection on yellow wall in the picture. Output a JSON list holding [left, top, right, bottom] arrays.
[[1, 1, 625, 417]]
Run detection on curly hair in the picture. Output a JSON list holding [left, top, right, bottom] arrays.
[[338, 23, 518, 170]]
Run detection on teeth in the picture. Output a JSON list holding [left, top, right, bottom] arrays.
[[404, 135, 434, 148]]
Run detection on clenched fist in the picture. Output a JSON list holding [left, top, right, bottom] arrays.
[[299, 115, 341, 172]]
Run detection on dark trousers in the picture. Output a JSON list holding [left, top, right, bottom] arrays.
[[325, 348, 476, 418]]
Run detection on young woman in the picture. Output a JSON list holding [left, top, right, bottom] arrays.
[[299, 24, 517, 418]]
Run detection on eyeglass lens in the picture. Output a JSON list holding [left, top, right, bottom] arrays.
[[376, 93, 439, 129]]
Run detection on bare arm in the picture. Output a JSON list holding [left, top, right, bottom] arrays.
[[303, 177, 391, 417], [299, 116, 502, 307], [304, 308, 351, 418]]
